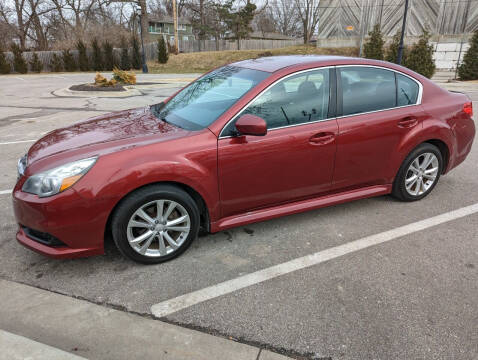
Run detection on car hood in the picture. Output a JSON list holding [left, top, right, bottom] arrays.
[[27, 106, 188, 166]]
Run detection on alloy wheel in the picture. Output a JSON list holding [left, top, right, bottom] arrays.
[[126, 200, 191, 257], [405, 152, 439, 196]]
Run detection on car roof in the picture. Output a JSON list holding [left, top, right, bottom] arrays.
[[231, 55, 355, 72], [230, 55, 422, 77]]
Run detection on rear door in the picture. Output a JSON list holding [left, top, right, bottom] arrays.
[[217, 68, 338, 218], [333, 66, 426, 190]]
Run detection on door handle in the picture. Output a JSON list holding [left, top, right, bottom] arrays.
[[309, 132, 335, 145], [398, 116, 418, 128]]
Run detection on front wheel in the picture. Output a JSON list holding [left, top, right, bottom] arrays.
[[111, 185, 200, 264], [392, 143, 443, 202]]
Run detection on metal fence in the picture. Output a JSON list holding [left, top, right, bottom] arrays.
[[2, 38, 302, 73]]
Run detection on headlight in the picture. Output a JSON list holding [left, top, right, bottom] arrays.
[[22, 157, 97, 197]]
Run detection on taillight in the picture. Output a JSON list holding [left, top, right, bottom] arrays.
[[464, 102, 473, 117]]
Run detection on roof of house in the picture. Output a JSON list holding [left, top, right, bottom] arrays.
[[148, 15, 191, 25]]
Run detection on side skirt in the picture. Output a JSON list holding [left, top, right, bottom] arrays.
[[210, 184, 392, 232]]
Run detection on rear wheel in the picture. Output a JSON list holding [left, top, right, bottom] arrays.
[[392, 143, 443, 202], [111, 185, 200, 264]]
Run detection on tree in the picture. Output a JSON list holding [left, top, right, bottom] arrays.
[[219, 0, 256, 50], [294, 0, 320, 44], [157, 36, 168, 64], [102, 40, 115, 71], [405, 30, 436, 79], [62, 49, 77, 71], [385, 31, 404, 63], [50, 52, 63, 72], [363, 24, 384, 60], [119, 36, 131, 70], [76, 40, 89, 71], [458, 30, 478, 81], [10, 43, 27, 73], [29, 52, 43, 72], [91, 38, 103, 71], [0, 46, 11, 74], [131, 35, 141, 70], [269, 0, 300, 37]]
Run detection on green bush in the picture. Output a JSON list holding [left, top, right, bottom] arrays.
[[131, 36, 141, 70], [29, 52, 43, 72], [0, 46, 11, 74], [458, 30, 478, 81], [363, 24, 384, 60], [91, 38, 103, 71], [157, 36, 168, 64], [10, 43, 27, 73], [385, 31, 407, 64], [50, 53, 63, 72], [404, 30, 436, 78], [119, 37, 131, 70], [76, 40, 89, 71], [62, 49, 77, 71], [102, 40, 115, 71]]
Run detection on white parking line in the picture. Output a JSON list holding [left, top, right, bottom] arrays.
[[0, 190, 12, 195], [0, 139, 36, 145], [151, 202, 478, 318]]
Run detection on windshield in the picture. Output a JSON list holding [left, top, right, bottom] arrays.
[[154, 66, 269, 130]]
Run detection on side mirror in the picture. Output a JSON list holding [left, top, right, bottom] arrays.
[[235, 114, 267, 137]]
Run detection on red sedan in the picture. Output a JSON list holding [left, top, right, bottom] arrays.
[[13, 56, 475, 263]]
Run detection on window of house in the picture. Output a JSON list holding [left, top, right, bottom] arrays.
[[397, 73, 420, 106], [339, 66, 396, 116], [223, 68, 330, 134]]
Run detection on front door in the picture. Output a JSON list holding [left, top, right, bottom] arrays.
[[218, 68, 338, 218]]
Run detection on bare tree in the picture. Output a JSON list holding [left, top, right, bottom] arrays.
[[269, 0, 300, 37], [294, 0, 320, 43]]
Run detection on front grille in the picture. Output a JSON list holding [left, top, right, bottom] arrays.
[[21, 226, 65, 247]]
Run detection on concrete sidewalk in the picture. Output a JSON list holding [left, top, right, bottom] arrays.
[[0, 280, 291, 360]]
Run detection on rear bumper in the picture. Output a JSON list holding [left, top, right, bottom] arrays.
[[12, 185, 110, 259]]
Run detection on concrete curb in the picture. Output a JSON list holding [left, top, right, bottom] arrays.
[[0, 330, 87, 360], [0, 280, 293, 360]]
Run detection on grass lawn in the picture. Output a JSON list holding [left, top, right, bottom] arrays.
[[148, 45, 359, 74]]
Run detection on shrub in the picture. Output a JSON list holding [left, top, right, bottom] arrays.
[[405, 30, 436, 78], [92, 38, 103, 71], [112, 67, 136, 84], [119, 37, 131, 70], [102, 40, 115, 71], [385, 31, 407, 64], [257, 51, 273, 57], [157, 36, 168, 64], [29, 52, 43, 72], [10, 43, 28, 73], [94, 72, 117, 87], [131, 36, 141, 70], [62, 49, 77, 71], [363, 24, 384, 60], [458, 30, 478, 81], [76, 40, 89, 71], [167, 42, 177, 55], [50, 53, 63, 72], [0, 46, 11, 74]]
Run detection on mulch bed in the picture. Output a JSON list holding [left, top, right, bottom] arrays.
[[69, 83, 126, 92]]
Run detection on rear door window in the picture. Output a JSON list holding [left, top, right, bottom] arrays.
[[397, 73, 420, 106], [339, 67, 396, 116]]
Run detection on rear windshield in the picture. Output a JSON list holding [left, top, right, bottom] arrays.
[[152, 66, 269, 130]]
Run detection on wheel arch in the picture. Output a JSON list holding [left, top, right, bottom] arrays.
[[104, 181, 211, 242], [423, 139, 449, 174]]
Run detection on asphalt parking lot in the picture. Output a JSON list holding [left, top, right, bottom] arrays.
[[0, 72, 477, 359]]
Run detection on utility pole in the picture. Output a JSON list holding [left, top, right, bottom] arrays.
[[358, 0, 369, 57], [455, 0, 471, 79], [397, 0, 409, 65], [172, 0, 179, 54]]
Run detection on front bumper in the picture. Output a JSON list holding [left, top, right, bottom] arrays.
[[12, 184, 108, 259]]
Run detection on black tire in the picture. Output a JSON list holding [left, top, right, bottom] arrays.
[[111, 184, 200, 264], [392, 143, 443, 202]]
